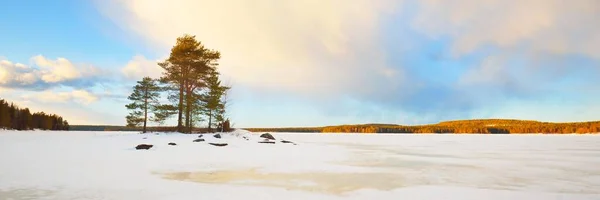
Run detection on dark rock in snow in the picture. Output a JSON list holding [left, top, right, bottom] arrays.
[[260, 133, 275, 140], [209, 143, 228, 147], [193, 139, 205, 142], [281, 140, 297, 145], [142, 137, 147, 139], [258, 141, 276, 144], [242, 136, 249, 141], [135, 144, 153, 150], [213, 134, 222, 139], [198, 134, 204, 138], [168, 142, 177, 146]]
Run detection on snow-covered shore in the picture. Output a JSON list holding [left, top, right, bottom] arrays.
[[1, 130, 599, 200]]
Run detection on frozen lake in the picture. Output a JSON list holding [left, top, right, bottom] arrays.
[[0, 130, 599, 200]]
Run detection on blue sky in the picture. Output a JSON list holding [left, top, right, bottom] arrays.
[[1, 0, 599, 127]]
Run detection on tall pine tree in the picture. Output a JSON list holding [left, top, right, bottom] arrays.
[[125, 77, 161, 133], [158, 34, 221, 133]]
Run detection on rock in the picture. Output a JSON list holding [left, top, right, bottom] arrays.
[[142, 137, 147, 139], [281, 140, 297, 145], [168, 142, 177, 146], [242, 136, 249, 141], [135, 144, 153, 150], [258, 141, 276, 144], [260, 133, 275, 140], [209, 143, 228, 147], [213, 134, 221, 139], [198, 134, 204, 138], [193, 139, 205, 142]]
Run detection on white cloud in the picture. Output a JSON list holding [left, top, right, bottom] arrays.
[[0, 60, 38, 86], [32, 55, 82, 83], [96, 0, 402, 98], [121, 55, 164, 79], [0, 61, 10, 84], [411, 0, 600, 58], [0, 55, 104, 89], [22, 89, 99, 105]]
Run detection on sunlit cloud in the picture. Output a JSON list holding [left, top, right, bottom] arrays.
[[0, 55, 108, 90]]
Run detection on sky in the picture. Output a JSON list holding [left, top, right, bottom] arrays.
[[0, 0, 599, 128]]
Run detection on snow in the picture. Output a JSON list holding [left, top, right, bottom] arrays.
[[1, 130, 599, 200]]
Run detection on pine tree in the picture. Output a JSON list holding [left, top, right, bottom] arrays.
[[62, 120, 70, 130], [216, 82, 231, 132], [159, 34, 221, 133], [21, 108, 32, 130], [201, 70, 228, 132], [125, 77, 161, 133], [0, 100, 11, 129], [9, 103, 18, 130]]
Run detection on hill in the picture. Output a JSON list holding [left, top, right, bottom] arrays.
[[245, 119, 600, 134]]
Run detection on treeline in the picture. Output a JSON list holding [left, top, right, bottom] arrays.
[[0, 99, 69, 130], [247, 119, 600, 134], [125, 34, 231, 133], [71, 125, 221, 132], [245, 127, 323, 133]]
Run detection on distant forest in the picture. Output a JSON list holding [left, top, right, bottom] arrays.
[[69, 125, 219, 132], [245, 119, 600, 134], [0, 99, 69, 131]]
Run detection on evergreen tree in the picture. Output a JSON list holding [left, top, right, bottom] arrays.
[[0, 100, 11, 128], [201, 70, 228, 132], [125, 77, 161, 133], [216, 82, 231, 132], [159, 34, 221, 133], [9, 103, 17, 129], [21, 108, 32, 130], [62, 120, 69, 130]]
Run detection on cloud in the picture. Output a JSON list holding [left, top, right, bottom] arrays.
[[0, 60, 37, 85], [121, 55, 164, 79], [0, 55, 107, 90], [400, 0, 600, 118], [21, 89, 100, 105], [96, 0, 600, 124], [96, 0, 402, 98], [410, 0, 600, 58], [32, 55, 83, 83]]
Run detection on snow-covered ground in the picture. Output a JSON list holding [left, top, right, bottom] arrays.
[[0, 130, 599, 200]]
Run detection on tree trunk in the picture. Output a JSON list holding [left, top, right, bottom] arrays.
[[189, 110, 193, 133], [177, 82, 184, 133], [185, 87, 192, 133], [208, 110, 212, 132], [143, 88, 148, 133]]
